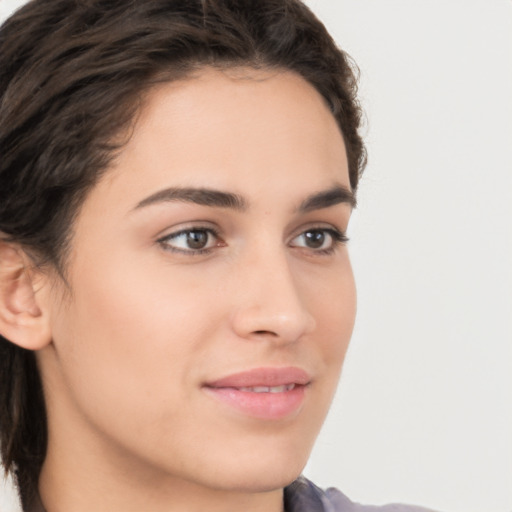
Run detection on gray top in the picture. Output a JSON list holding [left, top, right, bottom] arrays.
[[284, 476, 440, 512], [28, 475, 440, 512]]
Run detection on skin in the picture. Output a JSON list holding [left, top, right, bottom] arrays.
[[32, 67, 357, 512]]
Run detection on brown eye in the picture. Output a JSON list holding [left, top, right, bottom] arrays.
[[186, 230, 209, 249], [303, 230, 326, 249], [290, 228, 348, 252], [158, 228, 219, 253]]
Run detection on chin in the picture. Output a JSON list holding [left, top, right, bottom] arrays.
[[207, 467, 304, 494], [195, 445, 311, 494]]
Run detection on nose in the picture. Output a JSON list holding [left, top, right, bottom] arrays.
[[229, 250, 316, 344]]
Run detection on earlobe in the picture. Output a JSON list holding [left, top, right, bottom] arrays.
[[0, 241, 52, 350]]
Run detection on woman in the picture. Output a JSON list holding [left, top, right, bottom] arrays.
[[0, 1, 436, 511]]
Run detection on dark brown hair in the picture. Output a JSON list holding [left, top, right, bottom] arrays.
[[0, 0, 366, 507]]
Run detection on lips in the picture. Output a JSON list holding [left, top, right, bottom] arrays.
[[203, 367, 310, 420], [206, 366, 310, 388]]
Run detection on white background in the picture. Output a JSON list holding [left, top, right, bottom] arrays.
[[1, 1, 511, 512]]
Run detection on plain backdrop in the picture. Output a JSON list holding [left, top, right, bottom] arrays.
[[1, 1, 511, 512]]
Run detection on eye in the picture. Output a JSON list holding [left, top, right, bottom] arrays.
[[157, 228, 221, 254], [289, 228, 348, 253]]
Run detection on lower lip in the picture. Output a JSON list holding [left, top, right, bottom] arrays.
[[203, 385, 307, 420]]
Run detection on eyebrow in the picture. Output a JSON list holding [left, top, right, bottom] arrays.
[[133, 184, 355, 213], [298, 185, 356, 212], [134, 187, 248, 211]]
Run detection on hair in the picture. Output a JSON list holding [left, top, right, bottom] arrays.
[[0, 0, 366, 507]]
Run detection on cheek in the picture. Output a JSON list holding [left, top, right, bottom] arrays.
[[49, 254, 223, 424], [307, 259, 356, 413], [306, 257, 356, 357]]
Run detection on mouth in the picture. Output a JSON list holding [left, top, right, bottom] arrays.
[[203, 367, 311, 420], [237, 383, 297, 393]]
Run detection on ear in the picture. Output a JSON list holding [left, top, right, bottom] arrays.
[[0, 241, 52, 350]]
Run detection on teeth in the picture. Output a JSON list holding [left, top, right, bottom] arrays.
[[238, 384, 295, 393]]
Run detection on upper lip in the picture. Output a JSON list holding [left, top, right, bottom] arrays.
[[205, 367, 311, 388]]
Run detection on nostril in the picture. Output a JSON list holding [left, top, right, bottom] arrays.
[[231, 298, 316, 343]]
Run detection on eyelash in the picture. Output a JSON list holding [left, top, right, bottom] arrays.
[[156, 226, 348, 256]]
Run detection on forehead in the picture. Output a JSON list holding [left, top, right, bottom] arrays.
[[84, 67, 349, 216]]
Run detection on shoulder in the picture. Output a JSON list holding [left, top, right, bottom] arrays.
[[284, 476, 442, 512]]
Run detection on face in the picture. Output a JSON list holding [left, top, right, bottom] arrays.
[[39, 68, 356, 494]]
